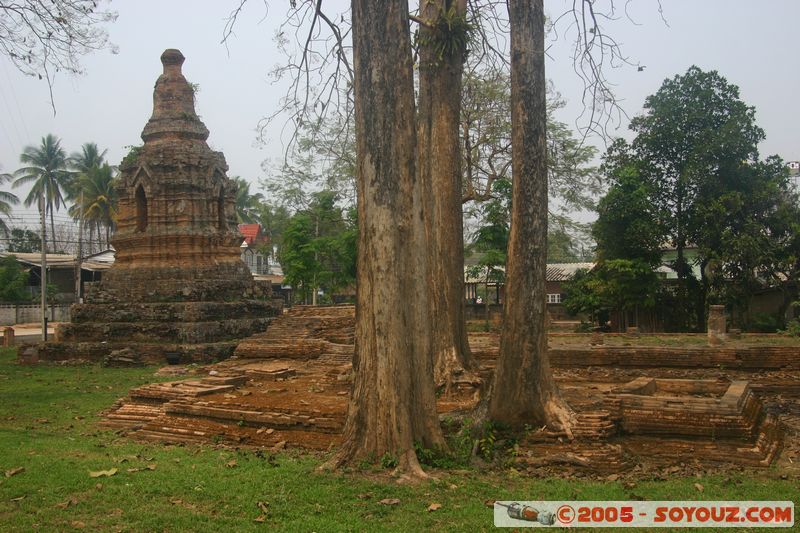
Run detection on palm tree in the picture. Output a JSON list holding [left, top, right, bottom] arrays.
[[12, 134, 71, 252], [0, 172, 19, 237], [68, 142, 111, 252], [69, 164, 118, 250], [233, 177, 264, 224], [68, 142, 108, 201]]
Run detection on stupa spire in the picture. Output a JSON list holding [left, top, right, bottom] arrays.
[[141, 48, 209, 142]]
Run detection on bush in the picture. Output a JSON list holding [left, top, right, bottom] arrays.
[[781, 319, 800, 337], [0, 256, 31, 302], [749, 312, 781, 333]]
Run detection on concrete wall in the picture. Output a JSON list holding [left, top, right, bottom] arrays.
[[0, 304, 71, 326]]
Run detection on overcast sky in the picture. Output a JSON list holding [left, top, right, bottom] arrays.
[[1, 0, 799, 225]]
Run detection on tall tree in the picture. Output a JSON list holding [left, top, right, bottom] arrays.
[[280, 191, 356, 304], [626, 67, 766, 327], [416, 0, 473, 388], [328, 0, 445, 478], [68, 142, 108, 197], [0, 172, 19, 237], [12, 134, 71, 252], [68, 142, 110, 251], [232, 177, 265, 224], [605, 67, 787, 329], [70, 163, 117, 248], [488, 0, 572, 433]]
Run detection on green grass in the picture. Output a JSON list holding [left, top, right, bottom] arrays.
[[0, 347, 796, 532]]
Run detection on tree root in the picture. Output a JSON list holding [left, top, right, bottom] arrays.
[[543, 396, 576, 440]]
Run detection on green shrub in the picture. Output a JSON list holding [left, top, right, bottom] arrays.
[[749, 312, 781, 333]]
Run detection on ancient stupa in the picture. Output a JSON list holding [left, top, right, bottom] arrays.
[[37, 49, 281, 363]]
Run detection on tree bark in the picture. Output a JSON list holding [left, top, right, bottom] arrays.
[[416, 0, 473, 389], [49, 208, 57, 253], [488, 0, 573, 434], [328, 0, 445, 478]]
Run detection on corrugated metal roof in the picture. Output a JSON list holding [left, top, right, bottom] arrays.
[[545, 262, 595, 281], [465, 262, 594, 283], [1, 252, 113, 271]]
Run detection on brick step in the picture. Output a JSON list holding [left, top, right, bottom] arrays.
[[163, 399, 345, 433], [134, 415, 341, 450]]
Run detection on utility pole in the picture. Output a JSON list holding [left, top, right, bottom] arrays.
[[75, 190, 84, 303], [39, 192, 48, 342]]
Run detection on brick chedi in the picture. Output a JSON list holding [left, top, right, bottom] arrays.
[[38, 49, 281, 364]]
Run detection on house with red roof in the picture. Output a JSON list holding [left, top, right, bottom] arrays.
[[238, 224, 271, 275]]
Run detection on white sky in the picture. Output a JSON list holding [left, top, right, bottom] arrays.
[[1, 0, 799, 225]]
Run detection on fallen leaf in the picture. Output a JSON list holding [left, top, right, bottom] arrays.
[[606, 473, 619, 482], [484, 499, 496, 508], [146, 464, 156, 471], [5, 467, 25, 478], [257, 501, 270, 514], [10, 495, 25, 502], [88, 468, 118, 478], [694, 483, 704, 492], [378, 498, 401, 506], [256, 427, 266, 434], [254, 515, 266, 523], [126, 468, 141, 473], [71, 520, 86, 529], [225, 460, 238, 468], [95, 483, 103, 491], [272, 441, 286, 451], [427, 503, 442, 512], [55, 498, 79, 509], [357, 493, 372, 500], [266, 428, 274, 435]]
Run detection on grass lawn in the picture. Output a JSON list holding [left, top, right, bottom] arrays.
[[0, 347, 797, 532]]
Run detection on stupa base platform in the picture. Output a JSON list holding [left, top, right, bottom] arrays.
[[29, 340, 247, 364], [98, 306, 793, 474]]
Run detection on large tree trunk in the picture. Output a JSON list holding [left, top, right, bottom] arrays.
[[416, 0, 473, 389], [329, 0, 445, 478], [488, 0, 572, 434]]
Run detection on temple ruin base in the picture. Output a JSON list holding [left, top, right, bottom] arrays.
[[96, 305, 800, 473]]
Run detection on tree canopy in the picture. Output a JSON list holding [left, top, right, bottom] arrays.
[[0, 255, 31, 302], [594, 66, 800, 330], [279, 191, 356, 304]]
